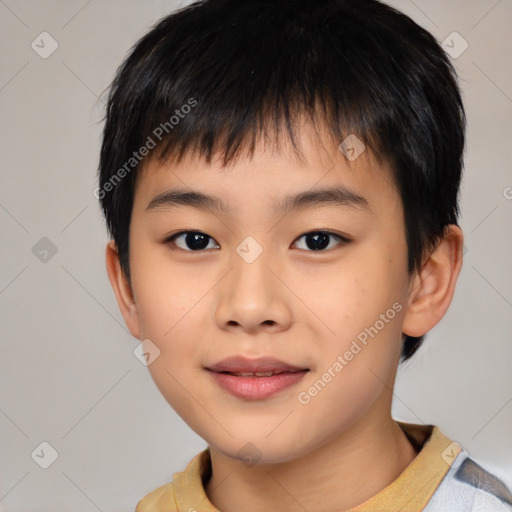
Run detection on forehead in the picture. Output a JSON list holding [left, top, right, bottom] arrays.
[[133, 122, 400, 217]]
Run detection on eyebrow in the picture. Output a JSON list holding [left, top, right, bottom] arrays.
[[146, 186, 371, 214]]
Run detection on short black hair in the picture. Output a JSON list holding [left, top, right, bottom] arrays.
[[98, 0, 466, 361]]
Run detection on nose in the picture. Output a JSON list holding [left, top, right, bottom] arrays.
[[213, 242, 293, 335]]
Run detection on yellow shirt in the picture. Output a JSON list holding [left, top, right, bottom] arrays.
[[134, 422, 484, 512]]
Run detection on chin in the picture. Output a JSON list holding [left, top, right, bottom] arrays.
[[207, 432, 317, 467]]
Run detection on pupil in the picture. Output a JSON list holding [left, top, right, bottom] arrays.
[[186, 232, 210, 250], [307, 232, 329, 251]]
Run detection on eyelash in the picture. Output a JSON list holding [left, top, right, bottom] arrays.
[[164, 230, 351, 253]]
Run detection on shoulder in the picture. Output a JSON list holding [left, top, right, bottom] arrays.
[[425, 451, 512, 512], [135, 483, 177, 512]]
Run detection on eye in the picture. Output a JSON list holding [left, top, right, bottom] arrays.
[[293, 231, 349, 251], [167, 231, 220, 251], [165, 230, 350, 252]]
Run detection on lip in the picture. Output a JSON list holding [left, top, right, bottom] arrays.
[[205, 356, 309, 400], [206, 355, 308, 373]]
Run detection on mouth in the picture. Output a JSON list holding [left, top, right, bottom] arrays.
[[213, 369, 307, 377], [205, 356, 310, 400], [205, 355, 309, 374]]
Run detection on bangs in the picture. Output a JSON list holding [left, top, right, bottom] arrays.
[[105, 0, 400, 171]]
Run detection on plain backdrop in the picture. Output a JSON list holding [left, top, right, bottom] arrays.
[[1, 0, 511, 510]]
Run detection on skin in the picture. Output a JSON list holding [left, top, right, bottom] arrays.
[[106, 121, 463, 511]]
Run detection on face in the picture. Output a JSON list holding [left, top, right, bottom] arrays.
[[124, 124, 413, 464]]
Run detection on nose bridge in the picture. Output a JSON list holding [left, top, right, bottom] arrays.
[[230, 234, 275, 293], [235, 234, 267, 267], [213, 233, 288, 331]]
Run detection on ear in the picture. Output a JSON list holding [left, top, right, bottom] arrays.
[[105, 240, 141, 339], [402, 225, 464, 337]]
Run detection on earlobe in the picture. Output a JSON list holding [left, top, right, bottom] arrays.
[[105, 241, 141, 339], [402, 225, 464, 337]]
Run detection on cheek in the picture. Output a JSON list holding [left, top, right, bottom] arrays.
[[307, 251, 407, 382], [311, 262, 396, 337], [134, 276, 207, 421], [130, 241, 201, 335]]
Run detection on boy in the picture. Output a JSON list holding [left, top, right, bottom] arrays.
[[97, 0, 512, 510]]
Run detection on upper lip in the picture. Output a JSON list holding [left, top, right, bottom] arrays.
[[206, 356, 308, 373]]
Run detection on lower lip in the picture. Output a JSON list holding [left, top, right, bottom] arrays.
[[207, 370, 308, 400]]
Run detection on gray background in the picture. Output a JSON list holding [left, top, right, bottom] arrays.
[[1, 0, 511, 510]]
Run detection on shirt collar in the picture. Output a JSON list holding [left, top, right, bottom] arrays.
[[172, 422, 460, 512]]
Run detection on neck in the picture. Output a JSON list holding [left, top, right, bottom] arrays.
[[205, 405, 418, 512]]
